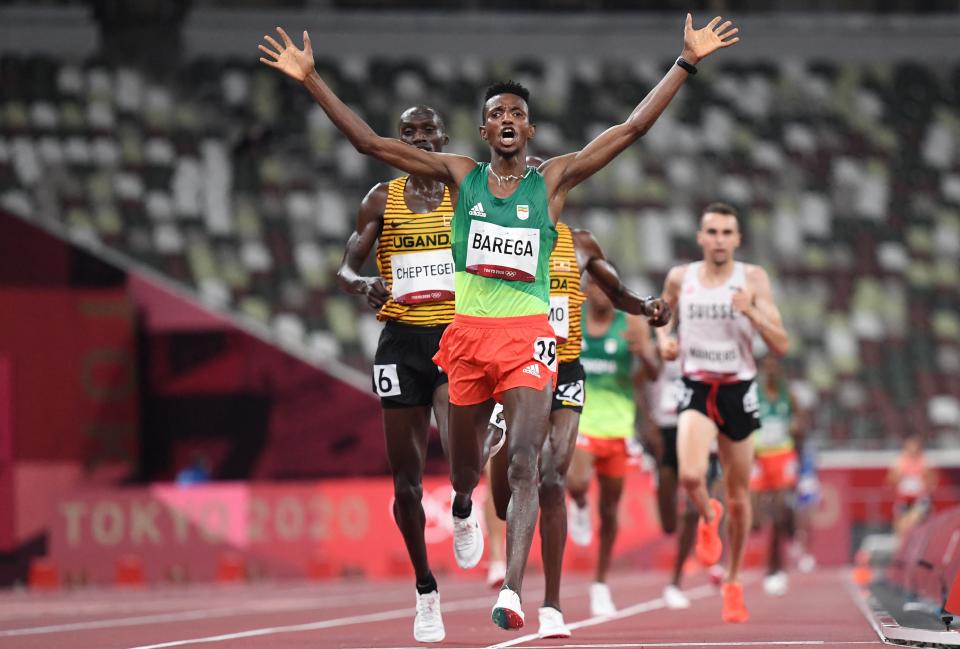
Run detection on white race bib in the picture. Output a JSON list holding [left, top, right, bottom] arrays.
[[687, 339, 742, 375], [556, 379, 585, 406], [533, 336, 557, 372], [373, 364, 401, 397], [899, 475, 924, 497], [548, 295, 569, 342], [391, 249, 455, 305], [489, 403, 505, 430], [659, 379, 684, 417], [465, 220, 539, 282], [757, 418, 791, 450]]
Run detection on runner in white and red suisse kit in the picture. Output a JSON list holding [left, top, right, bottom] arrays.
[[659, 202, 789, 624], [335, 106, 453, 644]]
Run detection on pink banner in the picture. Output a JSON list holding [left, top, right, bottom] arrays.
[[50, 473, 661, 584]]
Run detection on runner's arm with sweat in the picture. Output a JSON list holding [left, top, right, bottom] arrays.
[[336, 182, 390, 308], [574, 229, 671, 325], [626, 316, 660, 380]]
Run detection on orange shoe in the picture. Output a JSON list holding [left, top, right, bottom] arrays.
[[721, 582, 749, 623], [695, 499, 724, 566]]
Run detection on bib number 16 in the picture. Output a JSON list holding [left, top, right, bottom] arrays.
[[533, 337, 557, 372]]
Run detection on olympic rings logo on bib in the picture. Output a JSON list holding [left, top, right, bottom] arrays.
[[391, 249, 456, 304], [465, 220, 539, 282]]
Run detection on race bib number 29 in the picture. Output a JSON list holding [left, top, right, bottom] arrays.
[[533, 337, 557, 372]]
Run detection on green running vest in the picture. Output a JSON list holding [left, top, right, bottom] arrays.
[[451, 163, 556, 317], [755, 382, 793, 455], [579, 310, 635, 440]]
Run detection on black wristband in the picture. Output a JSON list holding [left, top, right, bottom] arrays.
[[675, 56, 697, 75]]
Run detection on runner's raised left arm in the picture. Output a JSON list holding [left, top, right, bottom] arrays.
[[574, 229, 671, 326], [539, 14, 739, 203]]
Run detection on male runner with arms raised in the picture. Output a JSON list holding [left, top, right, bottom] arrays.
[[659, 202, 789, 623], [488, 220, 669, 637], [336, 106, 452, 643], [259, 16, 739, 628]]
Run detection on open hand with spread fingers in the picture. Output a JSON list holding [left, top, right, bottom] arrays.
[[682, 13, 740, 64], [258, 26, 315, 82]]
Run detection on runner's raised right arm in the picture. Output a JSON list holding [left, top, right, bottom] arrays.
[[259, 27, 475, 187], [573, 229, 671, 326]]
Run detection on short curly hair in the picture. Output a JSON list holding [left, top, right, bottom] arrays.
[[481, 80, 531, 121]]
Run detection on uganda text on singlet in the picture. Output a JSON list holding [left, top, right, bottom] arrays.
[[548, 222, 586, 361], [451, 163, 556, 317], [375, 176, 455, 325], [678, 261, 757, 380]]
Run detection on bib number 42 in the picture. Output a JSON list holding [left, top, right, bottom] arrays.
[[533, 337, 557, 372]]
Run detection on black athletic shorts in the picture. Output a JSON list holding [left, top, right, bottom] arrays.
[[372, 321, 448, 408], [659, 426, 721, 484], [678, 377, 761, 442], [552, 359, 586, 413]]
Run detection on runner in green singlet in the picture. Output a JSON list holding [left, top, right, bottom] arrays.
[[751, 353, 803, 597], [567, 274, 658, 616]]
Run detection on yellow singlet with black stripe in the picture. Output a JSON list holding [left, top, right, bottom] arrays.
[[549, 222, 586, 363], [375, 176, 455, 325]]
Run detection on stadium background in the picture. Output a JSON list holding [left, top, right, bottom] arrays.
[[0, 0, 958, 589]]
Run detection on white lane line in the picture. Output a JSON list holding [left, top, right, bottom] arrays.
[[0, 574, 630, 637], [484, 584, 715, 649], [346, 571, 884, 649], [488, 575, 766, 649], [843, 576, 888, 645], [0, 587, 423, 637], [350, 643, 880, 649], [118, 573, 670, 649], [122, 593, 498, 649], [0, 577, 516, 636]]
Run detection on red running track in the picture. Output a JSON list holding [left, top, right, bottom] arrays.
[[0, 569, 883, 649]]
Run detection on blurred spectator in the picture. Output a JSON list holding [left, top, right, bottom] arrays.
[[887, 434, 938, 539]]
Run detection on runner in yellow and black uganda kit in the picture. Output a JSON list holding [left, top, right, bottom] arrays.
[[485, 213, 670, 636], [335, 106, 453, 643], [268, 15, 742, 627]]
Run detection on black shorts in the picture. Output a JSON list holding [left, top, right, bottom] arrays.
[[658, 426, 721, 485], [372, 321, 448, 408], [678, 377, 761, 442], [552, 359, 586, 413]]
